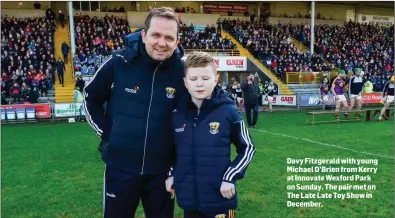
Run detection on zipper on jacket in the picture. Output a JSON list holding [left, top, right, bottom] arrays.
[[141, 62, 163, 175], [192, 109, 199, 209]]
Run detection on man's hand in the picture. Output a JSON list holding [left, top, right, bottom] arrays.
[[335, 95, 339, 100], [165, 176, 174, 194], [220, 181, 235, 199]]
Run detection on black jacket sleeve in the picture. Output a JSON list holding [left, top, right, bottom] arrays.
[[82, 55, 114, 139]]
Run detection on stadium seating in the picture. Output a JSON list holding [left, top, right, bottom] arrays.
[[1, 16, 57, 104], [222, 19, 333, 82], [179, 24, 236, 51], [73, 14, 131, 76], [293, 21, 394, 89]]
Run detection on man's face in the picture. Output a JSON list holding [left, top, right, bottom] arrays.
[[141, 17, 178, 61], [184, 65, 217, 101]]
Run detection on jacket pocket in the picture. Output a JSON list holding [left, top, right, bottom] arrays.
[[107, 115, 145, 160]]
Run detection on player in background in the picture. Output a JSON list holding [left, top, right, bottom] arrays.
[[264, 81, 277, 113], [378, 76, 394, 121], [235, 83, 243, 110], [331, 70, 349, 121], [318, 79, 329, 110], [231, 81, 238, 104], [348, 68, 364, 119]]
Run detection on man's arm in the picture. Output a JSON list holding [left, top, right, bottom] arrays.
[[240, 80, 249, 91], [222, 108, 256, 183], [83, 55, 114, 139]]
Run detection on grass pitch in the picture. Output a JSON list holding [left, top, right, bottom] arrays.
[[2, 111, 394, 218]]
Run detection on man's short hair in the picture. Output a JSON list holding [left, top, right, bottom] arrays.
[[144, 7, 180, 34], [184, 52, 217, 75]]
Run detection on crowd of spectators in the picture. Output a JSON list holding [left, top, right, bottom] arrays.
[[1, 15, 57, 104], [174, 6, 197, 13], [73, 14, 131, 76], [276, 12, 334, 20], [223, 19, 333, 81], [295, 21, 394, 90], [179, 23, 236, 50]]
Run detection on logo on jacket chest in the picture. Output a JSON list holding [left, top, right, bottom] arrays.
[[125, 85, 139, 94], [209, 122, 220, 134], [175, 124, 186, 132], [166, 87, 175, 99]]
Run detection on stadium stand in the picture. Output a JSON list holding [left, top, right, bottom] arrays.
[[295, 21, 394, 90], [1, 15, 57, 104], [179, 23, 236, 51], [73, 13, 131, 77], [222, 19, 335, 83]]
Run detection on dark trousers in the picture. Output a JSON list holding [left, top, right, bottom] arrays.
[[58, 72, 64, 85], [104, 164, 174, 218], [244, 103, 258, 126], [184, 209, 235, 218], [63, 52, 68, 64]]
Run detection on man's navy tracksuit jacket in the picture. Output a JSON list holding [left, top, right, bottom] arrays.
[[83, 30, 255, 216]]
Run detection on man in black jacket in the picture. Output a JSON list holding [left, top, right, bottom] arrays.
[[83, 7, 186, 218], [241, 73, 260, 127]]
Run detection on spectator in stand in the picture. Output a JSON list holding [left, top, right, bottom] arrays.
[[9, 82, 21, 103], [75, 75, 85, 93], [27, 86, 40, 103], [61, 41, 70, 64], [56, 57, 65, 87], [34, 1, 41, 9], [58, 10, 65, 28]]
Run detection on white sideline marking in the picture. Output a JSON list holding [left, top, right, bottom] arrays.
[[251, 129, 394, 160]]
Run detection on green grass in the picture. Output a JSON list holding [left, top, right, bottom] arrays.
[[2, 111, 394, 218]]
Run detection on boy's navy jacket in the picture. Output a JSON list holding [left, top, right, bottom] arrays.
[[83, 30, 187, 175], [171, 87, 256, 213]]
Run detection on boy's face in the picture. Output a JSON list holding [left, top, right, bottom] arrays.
[[184, 65, 217, 100]]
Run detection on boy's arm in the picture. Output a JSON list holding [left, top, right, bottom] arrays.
[[223, 107, 256, 183], [83, 55, 114, 140]]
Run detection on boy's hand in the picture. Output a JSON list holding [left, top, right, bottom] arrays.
[[165, 176, 174, 194], [220, 181, 235, 199]]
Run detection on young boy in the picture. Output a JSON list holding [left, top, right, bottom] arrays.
[[166, 52, 256, 218]]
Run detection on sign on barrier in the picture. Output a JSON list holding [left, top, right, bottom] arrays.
[[300, 93, 383, 107], [54, 103, 85, 117], [358, 14, 394, 27], [1, 103, 51, 118], [203, 3, 248, 13], [362, 93, 383, 104], [262, 95, 297, 106]]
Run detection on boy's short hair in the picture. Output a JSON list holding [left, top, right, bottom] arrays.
[[184, 51, 217, 76]]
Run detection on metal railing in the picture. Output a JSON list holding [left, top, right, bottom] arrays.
[[286, 72, 338, 84], [184, 49, 240, 56]]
